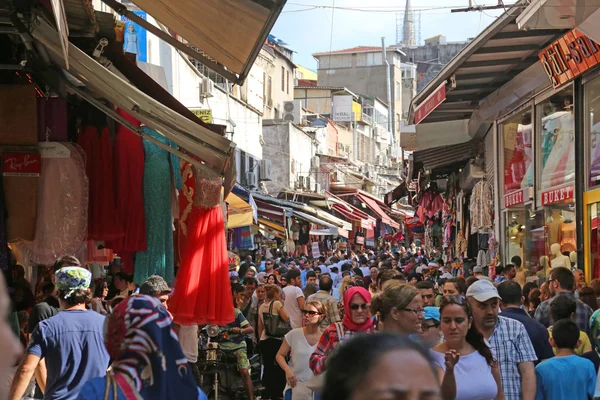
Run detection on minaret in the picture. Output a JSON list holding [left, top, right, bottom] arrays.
[[403, 0, 416, 47]]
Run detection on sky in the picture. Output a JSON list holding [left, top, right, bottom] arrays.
[[271, 0, 505, 70]]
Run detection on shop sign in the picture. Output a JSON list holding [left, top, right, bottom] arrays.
[[190, 109, 213, 124], [355, 235, 365, 245], [311, 242, 321, 258], [265, 240, 277, 249], [539, 29, 600, 88], [541, 184, 574, 206], [504, 189, 525, 208], [332, 95, 353, 122], [414, 82, 446, 125], [366, 238, 375, 247], [3, 153, 41, 177]]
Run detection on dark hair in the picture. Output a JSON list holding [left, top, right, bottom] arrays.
[[352, 267, 363, 277], [439, 296, 495, 366], [497, 280, 522, 305], [231, 282, 245, 307], [550, 295, 577, 323], [504, 263, 516, 272], [590, 279, 600, 297], [341, 263, 353, 272], [58, 288, 92, 306], [415, 280, 434, 290], [53, 255, 81, 272], [243, 277, 258, 287], [319, 274, 333, 292], [306, 270, 317, 279], [359, 256, 368, 265], [303, 283, 318, 298], [267, 274, 279, 285], [465, 276, 478, 289], [522, 282, 537, 309], [125, 274, 134, 284], [444, 278, 466, 295], [528, 289, 542, 310], [42, 282, 56, 295], [550, 267, 575, 291], [551, 319, 580, 350], [93, 280, 108, 298], [322, 333, 437, 400], [286, 269, 301, 281], [114, 272, 129, 282], [510, 256, 522, 268], [578, 286, 598, 311], [495, 265, 504, 275]]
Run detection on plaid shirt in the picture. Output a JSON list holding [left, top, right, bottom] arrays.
[[309, 323, 372, 375], [534, 292, 593, 335], [488, 316, 537, 400], [307, 291, 342, 330]]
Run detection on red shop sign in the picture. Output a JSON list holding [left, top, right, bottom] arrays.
[[541, 184, 574, 206], [504, 189, 525, 208], [414, 82, 446, 125], [3, 153, 41, 177]]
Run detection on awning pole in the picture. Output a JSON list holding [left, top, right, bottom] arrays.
[[68, 84, 202, 168]]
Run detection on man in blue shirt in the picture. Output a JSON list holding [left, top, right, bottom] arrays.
[[9, 267, 109, 400], [498, 280, 554, 363], [535, 319, 596, 400]]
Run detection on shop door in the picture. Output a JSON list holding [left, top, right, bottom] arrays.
[[584, 190, 600, 281]]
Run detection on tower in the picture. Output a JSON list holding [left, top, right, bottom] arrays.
[[402, 0, 416, 47]]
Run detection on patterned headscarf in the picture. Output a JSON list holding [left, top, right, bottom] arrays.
[[55, 267, 92, 299], [105, 295, 198, 400]]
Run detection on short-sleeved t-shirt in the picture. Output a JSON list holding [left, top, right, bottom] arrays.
[[28, 301, 59, 331], [282, 286, 304, 329], [547, 327, 592, 356], [27, 310, 110, 400], [218, 309, 249, 352], [535, 355, 596, 400]]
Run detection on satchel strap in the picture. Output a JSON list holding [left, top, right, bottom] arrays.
[[334, 322, 344, 342]]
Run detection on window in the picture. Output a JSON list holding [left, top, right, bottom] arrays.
[[321, 54, 352, 69], [286, 70, 290, 94], [356, 53, 382, 67], [262, 72, 266, 103], [586, 76, 600, 187], [501, 110, 532, 194], [395, 82, 401, 100], [188, 47, 232, 93], [267, 76, 272, 106], [281, 66, 285, 92]]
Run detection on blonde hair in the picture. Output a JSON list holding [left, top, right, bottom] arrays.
[[370, 281, 419, 322], [306, 300, 327, 316], [264, 284, 280, 300]]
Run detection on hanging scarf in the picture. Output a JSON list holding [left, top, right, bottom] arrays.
[[105, 295, 198, 400], [342, 287, 373, 332]]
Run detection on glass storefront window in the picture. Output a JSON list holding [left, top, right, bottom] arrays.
[[505, 208, 526, 266], [502, 111, 533, 194], [537, 87, 574, 190], [586, 76, 600, 188], [588, 202, 600, 279]]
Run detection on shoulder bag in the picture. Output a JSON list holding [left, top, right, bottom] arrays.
[[263, 300, 291, 338]]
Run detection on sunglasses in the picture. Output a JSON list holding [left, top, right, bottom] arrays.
[[421, 323, 439, 332], [302, 310, 321, 316], [350, 303, 369, 311]]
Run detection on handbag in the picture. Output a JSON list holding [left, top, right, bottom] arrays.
[[263, 300, 291, 338]]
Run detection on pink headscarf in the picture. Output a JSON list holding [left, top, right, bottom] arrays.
[[342, 286, 373, 332]]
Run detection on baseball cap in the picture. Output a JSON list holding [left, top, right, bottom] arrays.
[[473, 266, 483, 274], [139, 275, 171, 296], [423, 306, 440, 322], [466, 279, 501, 302]]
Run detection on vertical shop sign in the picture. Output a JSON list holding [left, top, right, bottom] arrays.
[[311, 242, 320, 258], [539, 29, 600, 88], [121, 10, 148, 62], [541, 184, 575, 206], [413, 82, 446, 124], [3, 153, 41, 177]]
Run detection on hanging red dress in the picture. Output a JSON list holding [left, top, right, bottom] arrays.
[[77, 126, 124, 241], [169, 163, 233, 326], [105, 110, 147, 273]]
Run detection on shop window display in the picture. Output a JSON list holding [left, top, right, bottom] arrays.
[[502, 111, 533, 193], [586, 76, 600, 187], [538, 88, 574, 190]]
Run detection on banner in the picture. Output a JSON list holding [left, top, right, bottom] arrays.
[[121, 10, 148, 62]]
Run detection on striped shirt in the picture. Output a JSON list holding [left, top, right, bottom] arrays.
[[488, 316, 537, 400], [534, 292, 593, 335]]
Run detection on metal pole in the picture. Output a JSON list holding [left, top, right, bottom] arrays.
[[574, 77, 585, 272], [382, 38, 394, 146]]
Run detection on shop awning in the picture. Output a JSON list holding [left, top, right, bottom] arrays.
[[255, 200, 288, 226], [291, 210, 349, 238], [325, 191, 376, 230], [356, 193, 400, 229], [384, 182, 408, 206], [226, 192, 255, 229], [30, 16, 235, 178], [103, 0, 286, 84], [516, 0, 600, 31]]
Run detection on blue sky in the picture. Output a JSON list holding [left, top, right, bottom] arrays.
[[271, 0, 504, 70]]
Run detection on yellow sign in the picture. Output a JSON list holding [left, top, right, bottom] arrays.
[[352, 101, 362, 122], [190, 109, 213, 124]]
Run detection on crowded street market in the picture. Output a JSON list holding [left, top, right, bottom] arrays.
[[2, 0, 600, 399]]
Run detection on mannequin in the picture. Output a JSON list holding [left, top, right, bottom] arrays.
[[538, 256, 551, 281], [550, 243, 570, 269], [569, 251, 578, 272]]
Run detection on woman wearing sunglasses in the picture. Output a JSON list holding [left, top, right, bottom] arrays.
[[370, 281, 424, 335], [430, 295, 504, 400], [310, 286, 374, 375], [276, 301, 326, 400]]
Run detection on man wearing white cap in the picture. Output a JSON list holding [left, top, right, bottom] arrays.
[[466, 279, 537, 400]]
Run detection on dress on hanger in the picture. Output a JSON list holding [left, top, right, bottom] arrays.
[[169, 163, 233, 326], [134, 127, 182, 285], [540, 112, 574, 189], [105, 110, 146, 273], [589, 122, 600, 184], [77, 126, 124, 241]]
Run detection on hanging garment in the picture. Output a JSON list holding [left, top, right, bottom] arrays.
[[519, 123, 533, 189], [134, 127, 182, 285], [558, 221, 576, 253], [0, 176, 8, 272], [169, 163, 233, 326], [470, 181, 494, 232], [105, 110, 146, 273], [37, 97, 68, 142], [505, 127, 527, 192], [77, 126, 124, 241], [540, 112, 574, 189], [24, 143, 88, 264], [590, 123, 600, 184]]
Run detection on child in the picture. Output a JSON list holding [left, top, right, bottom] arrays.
[[548, 295, 592, 355], [535, 319, 596, 400]]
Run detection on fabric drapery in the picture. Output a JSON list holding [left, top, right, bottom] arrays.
[[470, 180, 493, 232]]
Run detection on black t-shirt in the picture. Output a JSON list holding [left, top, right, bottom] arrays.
[[28, 302, 59, 332]]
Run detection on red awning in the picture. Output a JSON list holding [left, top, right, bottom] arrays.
[[255, 199, 286, 226], [356, 194, 400, 229], [325, 191, 376, 230]]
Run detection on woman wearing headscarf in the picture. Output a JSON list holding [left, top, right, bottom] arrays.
[[76, 295, 207, 400], [309, 286, 374, 375]]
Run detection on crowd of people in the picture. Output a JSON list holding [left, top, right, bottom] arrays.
[[3, 249, 600, 400]]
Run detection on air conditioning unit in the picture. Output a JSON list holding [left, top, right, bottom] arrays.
[[311, 156, 320, 169], [305, 176, 312, 191], [246, 171, 258, 188], [200, 77, 215, 99], [259, 159, 272, 181], [267, 98, 273, 108], [337, 143, 344, 150], [315, 183, 321, 193], [297, 175, 305, 189], [282, 100, 302, 123]]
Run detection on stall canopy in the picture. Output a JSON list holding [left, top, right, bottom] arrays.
[[102, 0, 287, 84], [291, 210, 349, 239], [356, 193, 401, 229], [30, 16, 235, 179], [325, 191, 376, 230], [226, 192, 255, 229]]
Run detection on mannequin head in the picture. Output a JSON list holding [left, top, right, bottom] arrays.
[[540, 256, 549, 269], [550, 243, 562, 257], [569, 252, 577, 264]]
